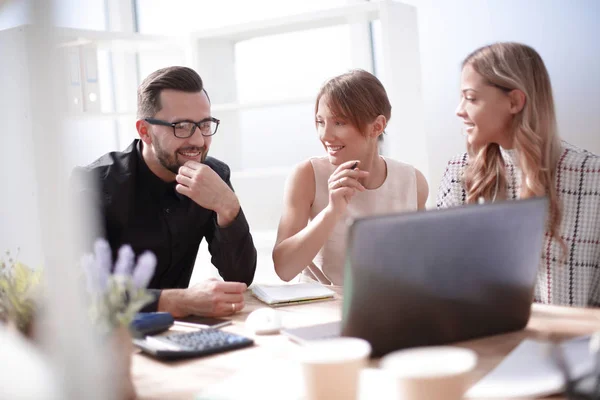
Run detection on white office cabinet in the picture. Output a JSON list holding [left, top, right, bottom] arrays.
[[55, 27, 181, 117], [66, 46, 84, 112], [80, 44, 101, 112]]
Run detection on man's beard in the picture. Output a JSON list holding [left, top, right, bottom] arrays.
[[154, 140, 207, 174]]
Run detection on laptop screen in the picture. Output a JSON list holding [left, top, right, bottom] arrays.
[[341, 198, 548, 356]]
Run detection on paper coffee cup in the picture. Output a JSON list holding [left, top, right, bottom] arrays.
[[380, 346, 477, 400], [301, 337, 372, 400]]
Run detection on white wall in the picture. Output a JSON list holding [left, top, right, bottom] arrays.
[[0, 0, 30, 30], [0, 26, 43, 267], [51, 0, 106, 30], [398, 0, 600, 203], [136, 0, 352, 34]]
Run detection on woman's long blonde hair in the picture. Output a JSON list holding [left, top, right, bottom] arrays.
[[463, 42, 564, 248]]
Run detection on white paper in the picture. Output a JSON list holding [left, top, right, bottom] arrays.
[[466, 335, 593, 399]]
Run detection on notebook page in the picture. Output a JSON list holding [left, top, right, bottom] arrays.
[[252, 283, 335, 304]]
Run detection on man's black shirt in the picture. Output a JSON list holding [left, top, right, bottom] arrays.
[[72, 139, 257, 311]]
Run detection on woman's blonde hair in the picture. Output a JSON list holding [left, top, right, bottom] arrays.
[[462, 42, 564, 249]]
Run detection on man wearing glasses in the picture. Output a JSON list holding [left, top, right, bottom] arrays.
[[73, 66, 256, 317]]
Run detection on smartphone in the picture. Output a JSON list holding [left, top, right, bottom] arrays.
[[173, 316, 232, 329]]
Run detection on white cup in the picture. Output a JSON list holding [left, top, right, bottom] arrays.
[[301, 337, 372, 400], [380, 346, 477, 400]]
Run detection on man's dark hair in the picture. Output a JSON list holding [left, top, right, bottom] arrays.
[[137, 66, 209, 118]]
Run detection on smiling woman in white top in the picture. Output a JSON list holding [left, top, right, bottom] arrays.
[[273, 70, 429, 285], [437, 42, 600, 307]]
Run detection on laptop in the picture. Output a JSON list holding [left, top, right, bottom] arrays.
[[282, 198, 548, 357]]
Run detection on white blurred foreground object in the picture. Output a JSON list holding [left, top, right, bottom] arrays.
[[24, 5, 112, 398], [195, 359, 305, 400], [466, 335, 594, 398], [380, 346, 477, 400], [0, 324, 60, 400], [301, 337, 371, 400]]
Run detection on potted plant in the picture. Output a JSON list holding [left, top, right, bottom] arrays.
[[0, 241, 156, 400], [0, 250, 42, 337], [81, 239, 157, 400]]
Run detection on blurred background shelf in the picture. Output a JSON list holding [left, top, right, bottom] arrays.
[[190, 1, 381, 42], [56, 26, 180, 51]]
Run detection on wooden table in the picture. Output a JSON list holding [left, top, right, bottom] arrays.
[[132, 288, 600, 399]]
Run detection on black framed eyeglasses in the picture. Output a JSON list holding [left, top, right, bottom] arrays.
[[144, 117, 220, 138]]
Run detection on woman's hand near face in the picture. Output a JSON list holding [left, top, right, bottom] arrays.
[[326, 160, 369, 217], [273, 160, 365, 282]]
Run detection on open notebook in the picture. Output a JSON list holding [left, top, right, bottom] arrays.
[[251, 283, 336, 306]]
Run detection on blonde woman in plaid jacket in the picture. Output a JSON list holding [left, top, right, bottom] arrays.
[[437, 42, 600, 307]]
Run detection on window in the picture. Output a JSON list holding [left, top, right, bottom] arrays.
[[136, 0, 368, 171]]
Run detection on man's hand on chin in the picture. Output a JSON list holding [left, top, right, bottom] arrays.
[[174, 161, 241, 226]]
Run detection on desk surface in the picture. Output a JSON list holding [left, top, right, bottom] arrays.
[[132, 288, 600, 400]]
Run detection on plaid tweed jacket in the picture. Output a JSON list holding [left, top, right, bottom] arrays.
[[436, 142, 600, 307]]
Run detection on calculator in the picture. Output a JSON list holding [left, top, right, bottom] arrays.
[[133, 328, 254, 360]]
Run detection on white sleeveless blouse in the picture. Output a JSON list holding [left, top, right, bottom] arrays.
[[303, 156, 418, 285]]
